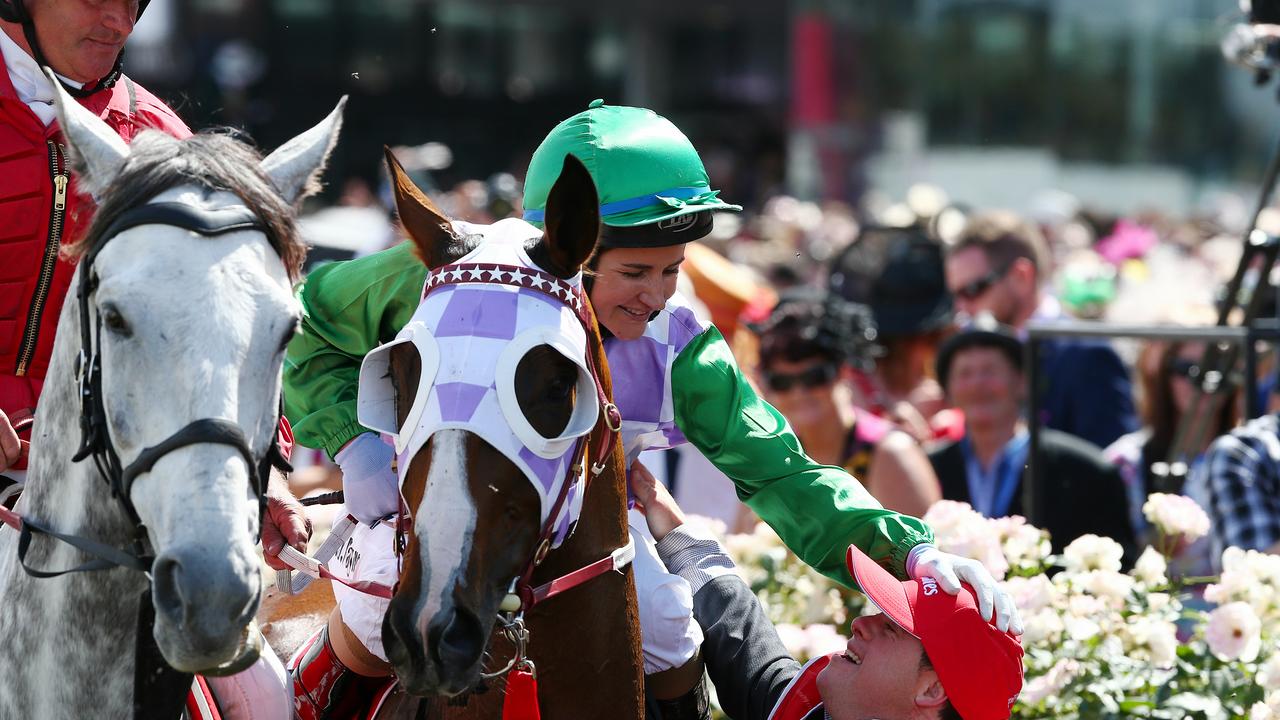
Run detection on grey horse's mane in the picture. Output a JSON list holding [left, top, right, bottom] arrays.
[[68, 130, 308, 279]]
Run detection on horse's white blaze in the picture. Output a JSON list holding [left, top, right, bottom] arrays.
[[416, 429, 477, 632]]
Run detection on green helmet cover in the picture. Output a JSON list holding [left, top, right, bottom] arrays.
[[522, 100, 741, 231]]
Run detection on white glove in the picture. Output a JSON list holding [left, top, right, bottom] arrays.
[[334, 432, 399, 526], [907, 543, 1023, 635]]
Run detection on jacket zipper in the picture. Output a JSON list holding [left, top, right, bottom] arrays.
[[16, 142, 68, 376]]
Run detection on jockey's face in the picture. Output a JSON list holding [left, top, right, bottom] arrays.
[[817, 613, 948, 719], [588, 244, 685, 340], [22, 0, 138, 83]]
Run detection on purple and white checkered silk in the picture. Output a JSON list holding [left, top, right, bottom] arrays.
[[604, 293, 708, 466], [357, 219, 597, 547]]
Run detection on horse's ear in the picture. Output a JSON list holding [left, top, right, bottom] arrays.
[[539, 154, 600, 279], [260, 95, 347, 205], [45, 68, 128, 200], [383, 145, 457, 269]]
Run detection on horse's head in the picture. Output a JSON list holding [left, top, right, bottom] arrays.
[[49, 78, 342, 672], [358, 149, 600, 695]]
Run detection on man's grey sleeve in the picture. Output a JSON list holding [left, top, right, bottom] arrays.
[[656, 525, 801, 720]]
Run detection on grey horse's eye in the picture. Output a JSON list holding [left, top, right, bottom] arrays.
[[102, 304, 132, 338]]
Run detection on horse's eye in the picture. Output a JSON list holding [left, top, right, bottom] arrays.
[[102, 305, 132, 337], [547, 371, 575, 402]]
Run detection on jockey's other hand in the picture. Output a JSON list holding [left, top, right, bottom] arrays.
[[907, 543, 1023, 636], [262, 470, 311, 571], [335, 432, 399, 526], [627, 460, 685, 542], [0, 410, 23, 472]]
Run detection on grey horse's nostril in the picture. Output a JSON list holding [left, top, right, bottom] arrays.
[[428, 607, 484, 671], [151, 555, 186, 624]]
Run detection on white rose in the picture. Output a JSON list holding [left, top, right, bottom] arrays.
[[1062, 534, 1124, 574], [1081, 570, 1136, 603], [1142, 492, 1211, 544], [1020, 659, 1079, 705], [1127, 616, 1178, 668], [804, 624, 847, 659], [1259, 654, 1280, 692], [1134, 546, 1168, 587], [1022, 608, 1065, 645], [1205, 602, 1263, 663]]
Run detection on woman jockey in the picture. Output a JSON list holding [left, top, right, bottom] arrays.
[[282, 100, 1021, 718]]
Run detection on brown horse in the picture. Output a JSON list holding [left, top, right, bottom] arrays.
[[361, 151, 644, 718]]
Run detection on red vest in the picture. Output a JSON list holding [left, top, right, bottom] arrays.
[[0, 62, 190, 422]]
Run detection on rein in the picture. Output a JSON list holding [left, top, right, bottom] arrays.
[[0, 198, 293, 718]]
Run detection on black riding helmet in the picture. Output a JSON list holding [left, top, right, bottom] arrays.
[[0, 0, 149, 97]]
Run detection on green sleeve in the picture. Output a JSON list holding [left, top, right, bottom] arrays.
[[283, 242, 429, 458], [670, 327, 935, 586]]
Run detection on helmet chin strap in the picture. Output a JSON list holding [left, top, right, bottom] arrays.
[[20, 20, 125, 98]]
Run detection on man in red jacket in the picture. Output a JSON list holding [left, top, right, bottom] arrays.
[[2, 3, 306, 717], [0, 0, 191, 471]]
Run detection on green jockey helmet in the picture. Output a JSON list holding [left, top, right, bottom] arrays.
[[522, 99, 741, 248]]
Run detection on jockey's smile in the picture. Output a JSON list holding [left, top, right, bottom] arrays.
[[589, 244, 686, 340]]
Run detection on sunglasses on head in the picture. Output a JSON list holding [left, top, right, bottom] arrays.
[[953, 263, 1013, 301], [763, 364, 838, 392]]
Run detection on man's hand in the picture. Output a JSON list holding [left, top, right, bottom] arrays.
[[262, 469, 311, 571], [908, 544, 1023, 635], [627, 460, 685, 542], [0, 410, 25, 472]]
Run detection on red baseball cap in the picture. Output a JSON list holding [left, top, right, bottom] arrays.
[[846, 545, 1024, 720]]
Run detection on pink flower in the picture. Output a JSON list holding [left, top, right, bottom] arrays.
[[1205, 602, 1262, 663]]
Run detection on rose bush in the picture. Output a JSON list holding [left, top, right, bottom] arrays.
[[706, 493, 1280, 719]]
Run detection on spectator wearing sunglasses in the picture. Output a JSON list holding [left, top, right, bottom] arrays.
[[944, 211, 1138, 449], [1104, 338, 1238, 571], [753, 288, 941, 517], [829, 227, 960, 444], [930, 317, 1136, 562]]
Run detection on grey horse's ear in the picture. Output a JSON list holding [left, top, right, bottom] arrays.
[[45, 67, 129, 200], [261, 95, 346, 205]]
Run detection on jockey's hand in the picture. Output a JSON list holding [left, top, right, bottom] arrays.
[[908, 543, 1023, 635], [262, 469, 311, 571], [335, 432, 399, 526], [627, 460, 685, 542], [0, 410, 23, 472]]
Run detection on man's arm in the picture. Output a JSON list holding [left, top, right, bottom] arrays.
[[1059, 343, 1139, 449], [656, 526, 802, 720]]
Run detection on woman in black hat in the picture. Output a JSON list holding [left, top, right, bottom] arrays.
[[829, 227, 961, 443]]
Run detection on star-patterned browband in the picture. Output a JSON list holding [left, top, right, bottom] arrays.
[[424, 263, 589, 326]]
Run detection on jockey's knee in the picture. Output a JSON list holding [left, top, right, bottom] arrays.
[[329, 606, 392, 677]]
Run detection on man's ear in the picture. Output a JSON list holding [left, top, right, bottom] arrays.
[[1009, 256, 1039, 295], [914, 666, 948, 713]]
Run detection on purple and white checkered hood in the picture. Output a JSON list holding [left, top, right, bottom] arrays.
[[357, 218, 598, 547]]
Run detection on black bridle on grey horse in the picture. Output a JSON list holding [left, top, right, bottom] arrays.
[[8, 198, 293, 719]]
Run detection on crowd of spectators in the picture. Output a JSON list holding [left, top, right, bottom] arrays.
[[296, 154, 1280, 578]]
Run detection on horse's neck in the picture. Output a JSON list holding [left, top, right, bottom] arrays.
[[522, 329, 644, 717], [0, 280, 143, 717]]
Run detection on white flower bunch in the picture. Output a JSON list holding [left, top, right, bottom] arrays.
[[1143, 491, 1211, 549]]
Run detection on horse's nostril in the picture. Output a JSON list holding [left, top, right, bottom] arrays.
[[151, 555, 186, 623], [429, 607, 484, 670]]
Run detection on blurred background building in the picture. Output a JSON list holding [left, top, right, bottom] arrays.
[[124, 0, 1263, 217]]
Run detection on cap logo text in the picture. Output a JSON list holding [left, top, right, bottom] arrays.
[[658, 214, 697, 232], [921, 576, 938, 596]]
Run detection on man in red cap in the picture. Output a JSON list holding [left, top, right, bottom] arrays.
[[631, 462, 1024, 720]]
